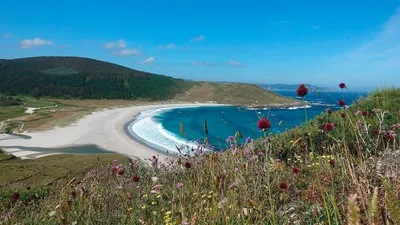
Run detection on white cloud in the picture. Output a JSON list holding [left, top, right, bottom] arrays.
[[112, 48, 141, 56], [4, 33, 11, 38], [103, 39, 126, 49], [227, 60, 244, 67], [189, 61, 204, 65], [191, 35, 204, 42], [20, 38, 54, 48], [137, 57, 155, 64], [158, 43, 175, 49]]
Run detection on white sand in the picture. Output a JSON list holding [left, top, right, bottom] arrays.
[[0, 103, 218, 160]]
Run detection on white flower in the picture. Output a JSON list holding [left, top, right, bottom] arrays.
[[151, 177, 158, 182], [49, 211, 57, 217]]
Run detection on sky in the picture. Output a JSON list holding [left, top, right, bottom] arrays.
[[1, 0, 399, 89]]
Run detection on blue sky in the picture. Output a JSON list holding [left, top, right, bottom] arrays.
[[1, 0, 399, 89]]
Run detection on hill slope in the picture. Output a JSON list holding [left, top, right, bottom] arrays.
[[0, 57, 296, 105]]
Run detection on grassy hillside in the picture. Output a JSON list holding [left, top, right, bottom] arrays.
[[0, 56, 193, 100], [1, 87, 399, 224], [0, 57, 295, 105], [175, 82, 297, 106]]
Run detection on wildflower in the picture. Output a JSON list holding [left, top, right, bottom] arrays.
[[49, 211, 57, 217], [246, 137, 252, 143], [338, 100, 345, 107], [248, 199, 256, 207], [151, 201, 156, 205], [26, 186, 31, 191], [71, 191, 77, 198], [11, 192, 20, 202], [143, 194, 148, 198], [151, 177, 159, 182], [117, 169, 124, 176], [386, 133, 393, 140], [339, 83, 346, 89], [128, 208, 133, 212], [184, 161, 191, 169], [296, 84, 308, 97], [132, 176, 140, 182], [324, 123, 334, 131], [128, 195, 132, 200], [111, 167, 118, 174], [327, 109, 333, 115], [257, 118, 271, 130], [292, 167, 300, 174], [341, 113, 346, 118], [113, 159, 118, 164], [152, 155, 157, 160], [373, 129, 379, 135], [329, 159, 335, 166], [362, 111, 368, 116], [279, 182, 287, 190], [229, 183, 235, 189], [141, 205, 147, 209], [234, 168, 239, 172], [355, 110, 361, 115], [176, 183, 182, 190]]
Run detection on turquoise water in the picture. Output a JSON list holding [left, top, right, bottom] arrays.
[[129, 91, 367, 153]]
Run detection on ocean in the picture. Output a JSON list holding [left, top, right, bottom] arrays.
[[128, 91, 367, 153]]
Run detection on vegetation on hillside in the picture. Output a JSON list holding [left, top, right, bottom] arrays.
[[0, 57, 193, 100], [1, 85, 399, 224]]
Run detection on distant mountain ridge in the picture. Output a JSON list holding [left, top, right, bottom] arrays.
[[0, 56, 297, 106]]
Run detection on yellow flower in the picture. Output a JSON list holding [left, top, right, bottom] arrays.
[[208, 191, 213, 194], [156, 195, 161, 199], [165, 218, 171, 223], [201, 194, 207, 198], [128, 208, 133, 212], [192, 193, 198, 196], [151, 201, 157, 205], [290, 140, 294, 143], [207, 195, 212, 199], [143, 194, 148, 198], [202, 200, 207, 204], [152, 211, 157, 215], [141, 205, 147, 209], [165, 211, 172, 215], [228, 205, 234, 209]]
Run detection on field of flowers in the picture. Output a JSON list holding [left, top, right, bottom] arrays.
[[1, 84, 399, 225]]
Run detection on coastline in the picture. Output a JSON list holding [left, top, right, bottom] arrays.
[[0, 103, 222, 160]]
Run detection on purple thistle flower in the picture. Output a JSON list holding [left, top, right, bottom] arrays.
[[246, 137, 252, 143]]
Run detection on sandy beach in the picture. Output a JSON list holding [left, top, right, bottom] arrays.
[[0, 103, 218, 160]]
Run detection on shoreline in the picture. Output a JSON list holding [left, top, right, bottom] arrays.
[[0, 103, 222, 160]]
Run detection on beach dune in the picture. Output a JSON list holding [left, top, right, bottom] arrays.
[[0, 104, 215, 160]]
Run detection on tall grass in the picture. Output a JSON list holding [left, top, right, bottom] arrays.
[[1, 87, 400, 224]]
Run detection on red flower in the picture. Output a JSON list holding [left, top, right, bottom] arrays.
[[296, 84, 308, 97], [338, 100, 345, 107], [339, 83, 346, 89], [340, 113, 346, 118], [387, 134, 393, 140], [362, 111, 368, 116], [257, 118, 271, 130], [292, 167, 300, 174], [373, 129, 379, 135], [128, 195, 132, 201], [327, 109, 333, 115], [152, 155, 157, 159], [324, 123, 334, 131], [111, 167, 117, 174], [184, 161, 191, 169], [11, 192, 20, 202], [329, 159, 335, 166], [132, 176, 140, 182], [334, 123, 338, 127], [71, 191, 77, 198], [26, 186, 31, 191], [279, 181, 288, 190], [117, 169, 124, 176]]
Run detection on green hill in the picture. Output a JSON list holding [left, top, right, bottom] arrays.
[[0, 56, 295, 105]]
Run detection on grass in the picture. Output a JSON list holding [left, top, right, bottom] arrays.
[[0, 153, 130, 189], [0, 86, 399, 224]]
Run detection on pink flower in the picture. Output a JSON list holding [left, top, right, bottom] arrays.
[[176, 182, 182, 190], [113, 159, 118, 164], [229, 183, 235, 189]]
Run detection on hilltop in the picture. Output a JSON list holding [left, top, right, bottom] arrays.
[[0, 57, 296, 106], [257, 83, 335, 92]]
